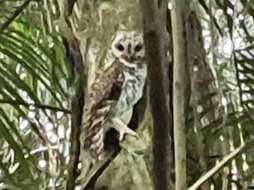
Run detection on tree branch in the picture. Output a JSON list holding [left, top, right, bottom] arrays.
[[81, 88, 147, 190], [188, 138, 254, 190]]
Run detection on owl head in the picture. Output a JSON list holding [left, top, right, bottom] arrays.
[[111, 31, 145, 66]]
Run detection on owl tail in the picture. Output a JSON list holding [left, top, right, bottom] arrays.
[[84, 128, 104, 159], [83, 105, 111, 160]]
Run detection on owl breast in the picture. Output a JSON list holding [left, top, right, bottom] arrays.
[[113, 64, 147, 123]]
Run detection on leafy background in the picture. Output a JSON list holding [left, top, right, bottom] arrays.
[[0, 0, 254, 189]]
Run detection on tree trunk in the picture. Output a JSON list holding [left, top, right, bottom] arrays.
[[171, 0, 187, 190], [140, 0, 173, 189]]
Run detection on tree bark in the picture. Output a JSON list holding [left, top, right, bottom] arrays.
[[140, 0, 173, 189], [64, 38, 85, 190], [57, 1, 85, 189], [171, 0, 187, 190]]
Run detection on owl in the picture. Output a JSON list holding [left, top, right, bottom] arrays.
[[82, 31, 147, 160]]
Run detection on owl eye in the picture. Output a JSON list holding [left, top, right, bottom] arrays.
[[115, 43, 124, 51], [134, 44, 143, 52]]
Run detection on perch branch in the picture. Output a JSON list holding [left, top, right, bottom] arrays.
[[82, 87, 147, 190]]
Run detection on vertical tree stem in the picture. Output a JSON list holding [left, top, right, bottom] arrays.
[[141, 0, 173, 189], [171, 0, 187, 190]]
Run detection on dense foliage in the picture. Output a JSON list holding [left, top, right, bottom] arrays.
[[0, 0, 254, 189]]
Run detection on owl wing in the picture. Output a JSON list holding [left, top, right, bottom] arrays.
[[83, 63, 124, 158]]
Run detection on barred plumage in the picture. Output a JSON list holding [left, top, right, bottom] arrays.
[[83, 63, 124, 158], [83, 31, 147, 159]]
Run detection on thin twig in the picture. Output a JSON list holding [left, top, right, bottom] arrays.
[[188, 138, 254, 190], [0, 0, 33, 34], [0, 99, 70, 113]]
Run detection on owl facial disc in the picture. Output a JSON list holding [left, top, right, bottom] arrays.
[[111, 31, 145, 65]]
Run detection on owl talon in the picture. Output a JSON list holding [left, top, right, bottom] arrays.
[[112, 117, 137, 141]]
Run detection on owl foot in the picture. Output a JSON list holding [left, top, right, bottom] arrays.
[[112, 117, 137, 141]]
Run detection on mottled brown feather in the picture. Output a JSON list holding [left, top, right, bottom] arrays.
[[83, 63, 124, 158]]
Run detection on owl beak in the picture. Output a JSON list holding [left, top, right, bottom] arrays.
[[126, 55, 134, 62]]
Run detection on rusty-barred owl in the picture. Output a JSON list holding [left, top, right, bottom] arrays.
[[82, 31, 147, 160]]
